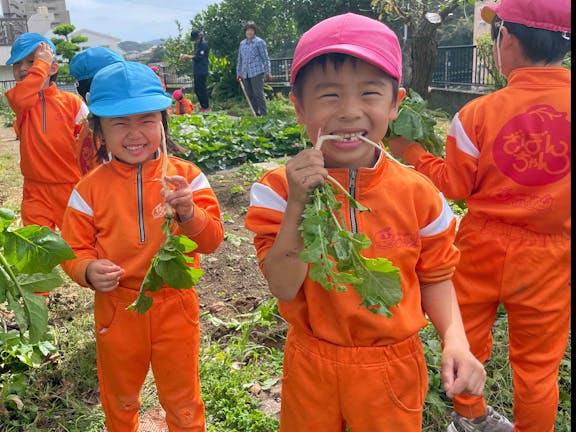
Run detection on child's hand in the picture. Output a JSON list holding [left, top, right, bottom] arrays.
[[286, 148, 328, 205], [441, 345, 486, 398], [163, 175, 194, 222], [34, 42, 54, 64], [86, 259, 125, 292], [387, 137, 414, 158]]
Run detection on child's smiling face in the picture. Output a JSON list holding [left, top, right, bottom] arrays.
[[101, 112, 163, 165], [292, 58, 404, 169]]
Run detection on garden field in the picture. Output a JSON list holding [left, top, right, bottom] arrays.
[[0, 98, 570, 431]]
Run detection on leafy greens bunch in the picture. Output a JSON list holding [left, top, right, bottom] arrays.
[[127, 128, 203, 314], [386, 89, 448, 157], [299, 134, 402, 317], [0, 208, 74, 342]]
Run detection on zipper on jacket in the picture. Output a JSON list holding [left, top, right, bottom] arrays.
[[349, 169, 358, 233], [40, 91, 46, 132], [137, 164, 145, 243]]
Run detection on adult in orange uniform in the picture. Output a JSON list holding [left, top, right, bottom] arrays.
[[69, 46, 125, 174], [61, 62, 224, 432], [245, 13, 486, 432], [388, 1, 571, 431], [6, 33, 89, 230], [172, 89, 194, 115]]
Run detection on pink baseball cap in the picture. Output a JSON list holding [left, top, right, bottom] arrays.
[[481, 0, 571, 33], [290, 13, 402, 85]]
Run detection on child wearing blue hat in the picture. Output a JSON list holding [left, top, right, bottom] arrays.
[[60, 61, 224, 431], [69, 46, 125, 174], [5, 32, 89, 232], [69, 46, 125, 101]]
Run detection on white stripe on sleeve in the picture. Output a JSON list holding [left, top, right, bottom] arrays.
[[190, 172, 211, 191], [249, 183, 287, 213], [450, 114, 480, 159], [75, 101, 89, 122], [419, 193, 454, 237], [67, 189, 93, 217]]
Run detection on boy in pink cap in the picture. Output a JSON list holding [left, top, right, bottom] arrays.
[[245, 13, 485, 431], [388, 0, 571, 431]]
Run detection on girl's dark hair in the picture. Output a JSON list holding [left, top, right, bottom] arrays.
[[91, 111, 176, 163], [76, 78, 92, 101], [243, 21, 257, 33], [491, 16, 571, 63], [291, 53, 399, 102]]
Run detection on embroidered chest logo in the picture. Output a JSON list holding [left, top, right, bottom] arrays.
[[492, 105, 570, 186], [152, 203, 166, 219], [374, 227, 419, 249]]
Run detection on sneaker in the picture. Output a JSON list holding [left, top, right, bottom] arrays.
[[198, 107, 211, 113], [447, 406, 513, 432]]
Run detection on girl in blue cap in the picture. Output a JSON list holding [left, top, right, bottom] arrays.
[[61, 61, 224, 432]]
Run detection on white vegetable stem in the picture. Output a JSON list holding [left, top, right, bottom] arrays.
[[160, 124, 173, 217]]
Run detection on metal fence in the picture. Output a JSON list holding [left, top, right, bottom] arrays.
[[0, 46, 493, 97], [268, 45, 495, 92], [431, 45, 493, 91]]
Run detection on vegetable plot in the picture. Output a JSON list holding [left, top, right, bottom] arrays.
[[0, 208, 74, 343], [127, 129, 203, 314], [299, 135, 402, 317]]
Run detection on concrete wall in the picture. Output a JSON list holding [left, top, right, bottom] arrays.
[[427, 87, 489, 116]]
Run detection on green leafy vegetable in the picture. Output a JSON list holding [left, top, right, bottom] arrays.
[[299, 135, 402, 317], [0, 208, 75, 343], [127, 216, 203, 314], [387, 89, 448, 157], [126, 125, 204, 314]]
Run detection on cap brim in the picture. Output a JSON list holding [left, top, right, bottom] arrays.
[[6, 45, 37, 65], [481, 5, 497, 24], [89, 94, 172, 117]]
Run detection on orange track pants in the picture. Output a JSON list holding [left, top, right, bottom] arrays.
[[451, 216, 570, 432], [279, 329, 428, 432], [21, 179, 75, 230], [94, 287, 205, 432]]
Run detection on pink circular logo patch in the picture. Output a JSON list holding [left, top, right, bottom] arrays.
[[493, 105, 570, 186]]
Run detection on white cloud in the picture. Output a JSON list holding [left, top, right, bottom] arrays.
[[67, 0, 222, 42]]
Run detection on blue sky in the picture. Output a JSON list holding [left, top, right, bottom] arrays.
[[67, 0, 222, 42]]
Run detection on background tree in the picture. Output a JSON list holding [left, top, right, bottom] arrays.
[[287, 0, 377, 34], [437, 2, 473, 45], [50, 24, 87, 63], [371, 0, 473, 95]]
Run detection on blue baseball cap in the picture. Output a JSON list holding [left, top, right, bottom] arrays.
[[69, 47, 125, 80], [88, 61, 172, 117], [6, 32, 57, 65]]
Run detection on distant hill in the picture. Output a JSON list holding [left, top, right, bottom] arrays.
[[118, 39, 163, 53]]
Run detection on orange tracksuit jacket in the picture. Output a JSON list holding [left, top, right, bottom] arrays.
[[175, 98, 194, 115], [245, 153, 460, 431], [400, 68, 570, 431], [61, 153, 224, 432], [6, 57, 88, 229]]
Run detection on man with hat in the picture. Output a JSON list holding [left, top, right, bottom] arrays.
[[180, 30, 210, 112]]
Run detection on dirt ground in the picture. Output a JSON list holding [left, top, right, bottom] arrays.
[[0, 123, 283, 430]]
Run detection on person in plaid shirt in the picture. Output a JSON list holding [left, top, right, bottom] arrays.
[[236, 21, 271, 116]]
